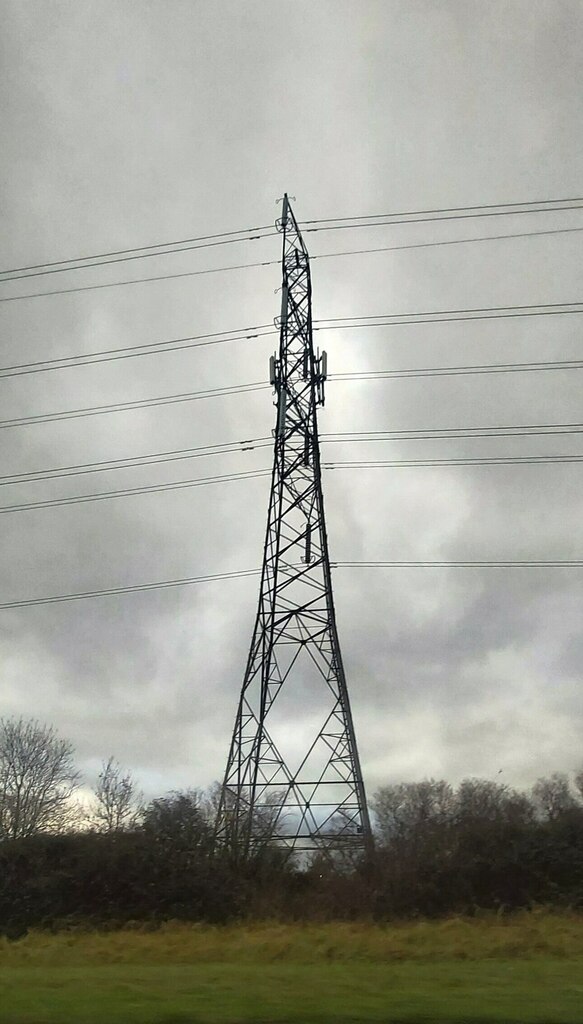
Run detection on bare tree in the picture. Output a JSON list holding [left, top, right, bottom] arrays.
[[92, 757, 143, 833], [574, 768, 583, 803], [372, 779, 455, 845], [0, 717, 81, 840], [532, 772, 578, 821], [456, 778, 534, 826]]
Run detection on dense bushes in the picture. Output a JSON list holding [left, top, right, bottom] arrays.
[[370, 777, 583, 917], [1, 776, 582, 933], [0, 830, 244, 932]]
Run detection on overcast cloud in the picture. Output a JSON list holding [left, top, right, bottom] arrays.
[[1, 0, 582, 802]]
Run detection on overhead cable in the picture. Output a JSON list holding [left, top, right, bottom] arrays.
[[316, 300, 582, 324], [3, 343, 581, 388], [330, 357, 583, 382], [5, 223, 579, 289], [0, 258, 279, 304], [1, 301, 580, 382], [0, 224, 274, 279], [0, 381, 268, 430], [0, 569, 262, 610], [3, 455, 583, 516], [0, 437, 272, 487], [4, 218, 583, 305], [0, 468, 271, 516], [0, 231, 278, 285], [304, 199, 583, 232], [3, 195, 576, 282], [0, 325, 276, 379], [325, 455, 583, 469], [324, 422, 583, 442], [3, 560, 583, 610], [314, 302, 583, 332], [332, 560, 583, 567], [313, 225, 583, 262], [4, 360, 583, 436], [303, 195, 583, 225], [3, 425, 583, 489]]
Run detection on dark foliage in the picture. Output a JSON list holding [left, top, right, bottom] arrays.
[[369, 777, 583, 917], [0, 775, 582, 933], [0, 829, 240, 932]]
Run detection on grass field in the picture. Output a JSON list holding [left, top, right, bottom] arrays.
[[1, 912, 582, 1023]]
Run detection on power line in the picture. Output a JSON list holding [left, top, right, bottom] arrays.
[[314, 303, 583, 332], [1, 303, 581, 434], [303, 195, 583, 225], [2, 300, 581, 382], [0, 569, 262, 610], [305, 200, 583, 233], [3, 454, 581, 516], [2, 344, 581, 390], [307, 208, 583, 234], [3, 195, 576, 281], [0, 468, 271, 516], [0, 224, 274, 278], [3, 560, 582, 610], [326, 455, 583, 469], [316, 300, 582, 324], [3, 424, 583, 489], [330, 357, 583, 382], [0, 258, 279, 304], [325, 422, 583, 442], [0, 437, 272, 487], [2, 343, 552, 435], [3, 215, 582, 305], [0, 381, 268, 430], [7, 223, 580, 290], [0, 231, 278, 285], [313, 225, 583, 262], [0, 325, 276, 379], [333, 560, 583, 567]]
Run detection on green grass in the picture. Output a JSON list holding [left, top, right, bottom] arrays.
[[1, 960, 582, 1023], [1, 914, 582, 1023]]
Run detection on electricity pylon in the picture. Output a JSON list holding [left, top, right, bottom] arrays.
[[215, 195, 371, 858]]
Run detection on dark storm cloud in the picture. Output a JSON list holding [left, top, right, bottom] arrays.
[[1, 0, 582, 798]]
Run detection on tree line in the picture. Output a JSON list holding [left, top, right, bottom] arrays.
[[0, 715, 582, 933]]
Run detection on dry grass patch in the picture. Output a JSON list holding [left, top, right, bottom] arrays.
[[1, 909, 582, 966]]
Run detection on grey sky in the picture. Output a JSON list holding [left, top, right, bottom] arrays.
[[1, 0, 582, 801]]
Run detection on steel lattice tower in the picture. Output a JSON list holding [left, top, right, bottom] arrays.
[[215, 195, 371, 857]]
